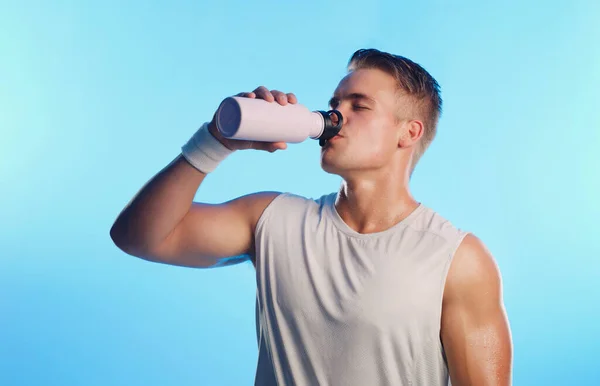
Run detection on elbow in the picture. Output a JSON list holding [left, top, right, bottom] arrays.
[[110, 222, 128, 252], [109, 221, 162, 262], [109, 220, 140, 256]]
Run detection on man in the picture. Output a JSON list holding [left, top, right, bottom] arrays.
[[110, 48, 513, 385]]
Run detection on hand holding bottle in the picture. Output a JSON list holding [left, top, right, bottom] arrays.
[[211, 86, 343, 149], [208, 86, 296, 153]]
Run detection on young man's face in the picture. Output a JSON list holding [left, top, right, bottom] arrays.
[[320, 68, 414, 178]]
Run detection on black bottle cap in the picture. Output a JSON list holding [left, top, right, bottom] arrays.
[[315, 110, 343, 146]]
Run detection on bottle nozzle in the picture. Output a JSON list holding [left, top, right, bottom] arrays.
[[316, 110, 343, 146]]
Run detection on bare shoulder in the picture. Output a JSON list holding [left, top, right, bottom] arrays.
[[444, 233, 503, 301], [186, 190, 283, 234], [225, 190, 283, 231], [153, 191, 282, 268]]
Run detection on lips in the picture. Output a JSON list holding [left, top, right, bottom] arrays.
[[321, 133, 343, 148], [321, 135, 341, 148]]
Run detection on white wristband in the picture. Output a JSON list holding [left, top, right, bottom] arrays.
[[181, 122, 235, 173]]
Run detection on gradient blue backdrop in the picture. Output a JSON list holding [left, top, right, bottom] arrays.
[[1, 1, 599, 385]]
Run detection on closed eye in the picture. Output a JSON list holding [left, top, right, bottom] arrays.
[[328, 97, 372, 111]]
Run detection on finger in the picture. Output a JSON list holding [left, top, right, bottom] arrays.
[[266, 142, 287, 152], [253, 86, 274, 102], [270, 90, 289, 105], [286, 93, 298, 104], [273, 141, 287, 150], [252, 141, 287, 152], [235, 91, 256, 98]]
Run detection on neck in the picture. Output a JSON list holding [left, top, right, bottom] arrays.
[[335, 169, 419, 234]]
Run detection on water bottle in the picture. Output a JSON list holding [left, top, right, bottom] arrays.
[[215, 96, 343, 147]]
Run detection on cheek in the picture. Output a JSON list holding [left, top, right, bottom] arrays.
[[354, 123, 397, 156], [343, 115, 398, 161], [348, 135, 394, 166]]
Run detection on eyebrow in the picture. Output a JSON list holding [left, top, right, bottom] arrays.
[[328, 93, 376, 108]]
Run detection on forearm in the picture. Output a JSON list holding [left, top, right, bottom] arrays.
[[110, 155, 206, 255]]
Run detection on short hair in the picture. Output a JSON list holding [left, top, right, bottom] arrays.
[[347, 48, 442, 176]]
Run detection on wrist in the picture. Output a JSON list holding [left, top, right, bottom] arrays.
[[206, 120, 235, 151], [181, 122, 235, 173]]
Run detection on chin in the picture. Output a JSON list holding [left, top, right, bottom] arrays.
[[320, 141, 366, 176], [320, 156, 339, 175], [320, 164, 341, 176], [320, 154, 351, 176]]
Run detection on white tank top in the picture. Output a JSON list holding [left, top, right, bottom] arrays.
[[253, 192, 469, 385]]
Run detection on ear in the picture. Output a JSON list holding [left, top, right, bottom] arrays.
[[398, 119, 424, 148]]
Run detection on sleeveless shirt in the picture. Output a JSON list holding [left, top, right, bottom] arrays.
[[253, 192, 469, 386]]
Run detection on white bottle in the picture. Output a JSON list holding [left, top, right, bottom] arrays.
[[215, 96, 343, 146]]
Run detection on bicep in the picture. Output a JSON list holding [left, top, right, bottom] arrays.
[[441, 234, 513, 385], [441, 297, 512, 385], [150, 191, 280, 268]]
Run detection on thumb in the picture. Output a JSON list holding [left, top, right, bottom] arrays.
[[252, 141, 288, 152]]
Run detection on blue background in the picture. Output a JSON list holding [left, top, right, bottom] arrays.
[[1, 1, 599, 385]]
